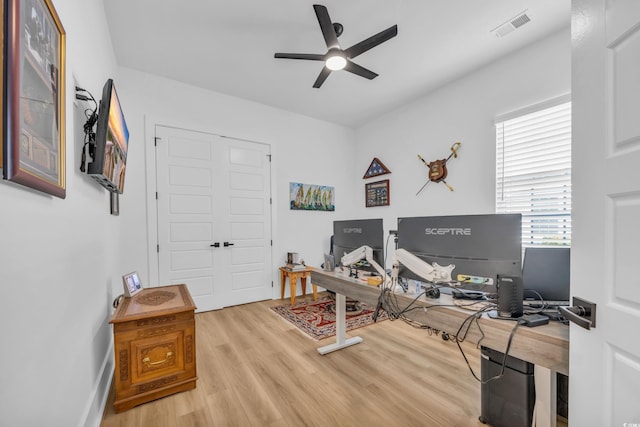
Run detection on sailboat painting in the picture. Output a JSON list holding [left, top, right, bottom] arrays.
[[289, 182, 335, 211]]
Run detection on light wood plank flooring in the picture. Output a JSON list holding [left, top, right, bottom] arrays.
[[100, 293, 503, 426]]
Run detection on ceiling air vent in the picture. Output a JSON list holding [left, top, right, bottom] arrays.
[[490, 10, 531, 38]]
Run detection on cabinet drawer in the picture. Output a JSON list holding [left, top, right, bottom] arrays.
[[113, 311, 194, 334], [114, 321, 196, 398], [131, 330, 184, 383]]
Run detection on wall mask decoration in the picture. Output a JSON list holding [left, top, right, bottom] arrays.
[[416, 142, 461, 196]]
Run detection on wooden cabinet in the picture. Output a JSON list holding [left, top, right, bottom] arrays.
[[109, 284, 197, 412]]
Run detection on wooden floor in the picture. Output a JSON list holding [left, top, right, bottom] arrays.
[[100, 293, 495, 426]]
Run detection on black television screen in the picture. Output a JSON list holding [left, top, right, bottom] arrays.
[[396, 214, 522, 291], [87, 79, 129, 193], [332, 218, 384, 270], [522, 247, 570, 303]]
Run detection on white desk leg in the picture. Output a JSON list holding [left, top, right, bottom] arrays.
[[532, 365, 557, 427], [317, 293, 363, 355]]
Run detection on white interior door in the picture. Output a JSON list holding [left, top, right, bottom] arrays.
[[155, 125, 272, 311], [571, 0, 640, 424], [223, 137, 273, 306]]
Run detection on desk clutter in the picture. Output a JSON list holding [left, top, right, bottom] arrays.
[[312, 267, 569, 427], [319, 213, 570, 425]]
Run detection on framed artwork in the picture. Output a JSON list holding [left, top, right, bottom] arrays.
[[2, 0, 66, 198], [365, 179, 390, 207], [289, 182, 335, 211]]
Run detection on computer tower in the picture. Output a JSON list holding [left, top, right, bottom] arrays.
[[479, 346, 535, 427]]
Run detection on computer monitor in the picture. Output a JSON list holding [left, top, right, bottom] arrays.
[[522, 247, 570, 304], [332, 218, 384, 272], [396, 214, 522, 292]]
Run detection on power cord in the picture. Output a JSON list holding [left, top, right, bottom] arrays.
[[75, 86, 98, 172], [377, 280, 523, 385]]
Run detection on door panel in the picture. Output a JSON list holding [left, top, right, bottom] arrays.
[[155, 125, 272, 311], [170, 222, 212, 242], [223, 140, 272, 306], [230, 197, 264, 215], [571, 0, 640, 424]]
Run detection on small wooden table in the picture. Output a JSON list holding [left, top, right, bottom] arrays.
[[109, 284, 197, 412], [279, 267, 317, 305]]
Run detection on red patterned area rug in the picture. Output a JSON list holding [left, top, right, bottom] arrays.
[[270, 296, 388, 340]]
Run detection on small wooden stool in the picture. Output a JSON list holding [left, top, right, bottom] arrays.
[[279, 267, 318, 305]]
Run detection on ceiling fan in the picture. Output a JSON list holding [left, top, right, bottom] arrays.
[[274, 4, 398, 88]]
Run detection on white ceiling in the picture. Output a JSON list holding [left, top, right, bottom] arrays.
[[103, 0, 570, 128]]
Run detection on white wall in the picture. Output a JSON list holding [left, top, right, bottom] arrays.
[[0, 2, 356, 427], [353, 28, 571, 251], [114, 67, 357, 296], [0, 1, 120, 426]]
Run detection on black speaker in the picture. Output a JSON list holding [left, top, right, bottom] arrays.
[[497, 275, 523, 318]]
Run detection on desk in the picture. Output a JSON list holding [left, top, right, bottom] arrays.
[[310, 268, 569, 427], [279, 267, 317, 305]]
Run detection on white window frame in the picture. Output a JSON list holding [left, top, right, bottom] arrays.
[[495, 95, 571, 248]]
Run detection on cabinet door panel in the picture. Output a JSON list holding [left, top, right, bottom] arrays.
[[131, 330, 185, 383]]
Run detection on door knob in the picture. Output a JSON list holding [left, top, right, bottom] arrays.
[[210, 242, 220, 248], [558, 297, 596, 330], [223, 242, 234, 247]]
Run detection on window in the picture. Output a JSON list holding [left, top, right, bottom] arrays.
[[496, 97, 571, 247]]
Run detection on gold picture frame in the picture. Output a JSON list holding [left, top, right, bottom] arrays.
[[2, 0, 66, 198]]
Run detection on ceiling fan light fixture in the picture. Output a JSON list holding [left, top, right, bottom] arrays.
[[326, 54, 347, 70]]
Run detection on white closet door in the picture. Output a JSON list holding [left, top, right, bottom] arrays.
[[155, 125, 272, 311]]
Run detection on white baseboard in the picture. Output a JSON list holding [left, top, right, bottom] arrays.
[[79, 341, 114, 427]]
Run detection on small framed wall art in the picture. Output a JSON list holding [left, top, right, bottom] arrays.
[[363, 157, 391, 179], [289, 182, 335, 211], [365, 179, 390, 207]]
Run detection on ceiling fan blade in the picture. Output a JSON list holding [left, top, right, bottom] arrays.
[[344, 25, 398, 59], [313, 4, 340, 50], [274, 53, 325, 61], [313, 66, 332, 88], [344, 60, 378, 80]]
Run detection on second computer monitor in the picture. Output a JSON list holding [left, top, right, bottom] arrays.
[[522, 246, 570, 304], [332, 218, 384, 270]]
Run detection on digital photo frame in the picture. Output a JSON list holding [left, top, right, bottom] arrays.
[[122, 271, 143, 297]]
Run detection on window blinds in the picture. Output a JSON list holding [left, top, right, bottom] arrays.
[[496, 101, 571, 247]]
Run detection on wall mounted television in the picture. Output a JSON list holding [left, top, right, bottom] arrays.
[[87, 79, 129, 193], [396, 214, 522, 292]]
